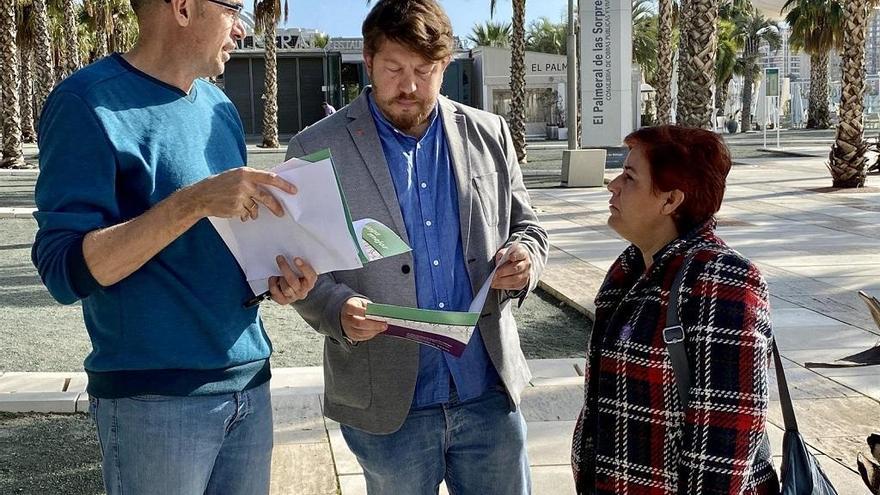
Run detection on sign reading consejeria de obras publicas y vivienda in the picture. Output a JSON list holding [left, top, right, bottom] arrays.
[[580, 0, 634, 148]]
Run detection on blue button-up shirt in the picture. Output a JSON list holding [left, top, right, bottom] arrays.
[[367, 92, 500, 408]]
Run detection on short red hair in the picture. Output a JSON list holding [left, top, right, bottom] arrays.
[[623, 125, 731, 232]]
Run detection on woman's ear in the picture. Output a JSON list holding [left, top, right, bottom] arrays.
[[661, 189, 685, 217]]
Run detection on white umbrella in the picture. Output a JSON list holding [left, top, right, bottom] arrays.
[[790, 85, 804, 128]]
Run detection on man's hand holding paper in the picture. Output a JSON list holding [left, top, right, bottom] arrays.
[[491, 243, 532, 291], [341, 297, 388, 343], [187, 167, 298, 222], [267, 256, 318, 305]]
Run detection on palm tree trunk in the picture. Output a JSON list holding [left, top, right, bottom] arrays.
[[509, 0, 527, 163], [807, 51, 831, 129], [19, 46, 36, 144], [110, 23, 122, 53], [655, 0, 674, 125], [676, 0, 693, 121], [93, 1, 108, 60], [829, 0, 868, 188], [108, 1, 138, 54], [53, 44, 64, 83], [61, 0, 79, 78], [676, 0, 720, 129], [1, 0, 24, 168], [716, 76, 731, 119], [95, 31, 109, 61], [261, 18, 280, 148], [32, 0, 54, 125], [740, 62, 756, 133]]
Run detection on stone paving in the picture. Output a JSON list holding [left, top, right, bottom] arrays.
[[2, 144, 880, 493]]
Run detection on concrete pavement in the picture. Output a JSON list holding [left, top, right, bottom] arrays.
[[2, 146, 879, 493]]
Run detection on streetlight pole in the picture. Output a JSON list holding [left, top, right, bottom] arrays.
[[567, 0, 578, 150]]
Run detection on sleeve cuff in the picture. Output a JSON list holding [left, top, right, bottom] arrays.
[[503, 287, 529, 308], [66, 237, 102, 298]]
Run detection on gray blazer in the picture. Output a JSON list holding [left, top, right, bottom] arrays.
[[285, 91, 549, 434]]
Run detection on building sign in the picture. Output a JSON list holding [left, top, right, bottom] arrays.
[[325, 38, 367, 52], [765, 68, 780, 97], [235, 34, 301, 51], [588, 0, 611, 126], [529, 62, 567, 73], [580, 0, 633, 148]]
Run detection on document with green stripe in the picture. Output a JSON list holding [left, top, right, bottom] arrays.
[[365, 237, 522, 356]]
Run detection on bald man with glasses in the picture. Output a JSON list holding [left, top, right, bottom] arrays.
[[31, 1, 317, 493]]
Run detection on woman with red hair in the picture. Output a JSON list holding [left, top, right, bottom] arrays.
[[571, 126, 779, 494]]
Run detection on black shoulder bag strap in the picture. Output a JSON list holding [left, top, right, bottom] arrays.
[[772, 339, 799, 432], [664, 253, 695, 408]]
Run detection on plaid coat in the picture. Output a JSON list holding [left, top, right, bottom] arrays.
[[571, 221, 779, 495]]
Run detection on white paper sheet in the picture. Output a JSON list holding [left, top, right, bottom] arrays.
[[209, 152, 366, 294]]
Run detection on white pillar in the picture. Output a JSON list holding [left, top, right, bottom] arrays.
[[580, 0, 634, 147]]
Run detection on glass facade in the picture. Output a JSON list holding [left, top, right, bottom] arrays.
[[492, 87, 561, 125]]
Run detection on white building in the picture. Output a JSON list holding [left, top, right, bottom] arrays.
[[471, 46, 569, 138]]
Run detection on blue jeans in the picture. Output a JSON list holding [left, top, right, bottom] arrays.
[[341, 387, 531, 495], [89, 381, 273, 495]]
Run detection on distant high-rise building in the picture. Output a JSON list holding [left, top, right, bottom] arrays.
[[867, 10, 880, 76], [759, 24, 805, 81]]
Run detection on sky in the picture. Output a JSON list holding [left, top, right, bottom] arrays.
[[278, 0, 573, 39]]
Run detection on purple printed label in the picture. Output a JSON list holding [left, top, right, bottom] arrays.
[[384, 325, 467, 357]]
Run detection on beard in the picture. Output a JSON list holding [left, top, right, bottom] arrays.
[[370, 79, 435, 133]]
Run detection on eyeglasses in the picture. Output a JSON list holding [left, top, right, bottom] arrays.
[[164, 0, 244, 18], [204, 0, 244, 17]]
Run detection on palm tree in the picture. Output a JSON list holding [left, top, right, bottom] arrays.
[[47, 0, 65, 80], [18, 45, 35, 143], [81, 0, 136, 62], [676, 0, 721, 129], [83, 0, 110, 60], [108, 0, 137, 54], [492, 0, 527, 163], [17, 0, 39, 143], [655, 0, 675, 125], [829, 0, 871, 188], [313, 32, 330, 49], [16, 0, 55, 132], [254, 0, 288, 148], [1, 0, 24, 168], [468, 20, 511, 48], [58, 0, 78, 77], [526, 17, 566, 55], [632, 0, 658, 85], [782, 0, 843, 130], [733, 9, 781, 133], [714, 18, 740, 120]]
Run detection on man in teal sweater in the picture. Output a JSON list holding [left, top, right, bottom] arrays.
[[31, 1, 317, 493]]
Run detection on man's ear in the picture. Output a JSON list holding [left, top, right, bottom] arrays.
[[363, 51, 374, 74], [170, 0, 192, 27], [661, 189, 685, 217]]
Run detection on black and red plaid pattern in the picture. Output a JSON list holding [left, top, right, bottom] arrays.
[[571, 221, 779, 494]]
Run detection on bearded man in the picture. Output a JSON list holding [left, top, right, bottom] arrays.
[[283, 0, 548, 493]]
